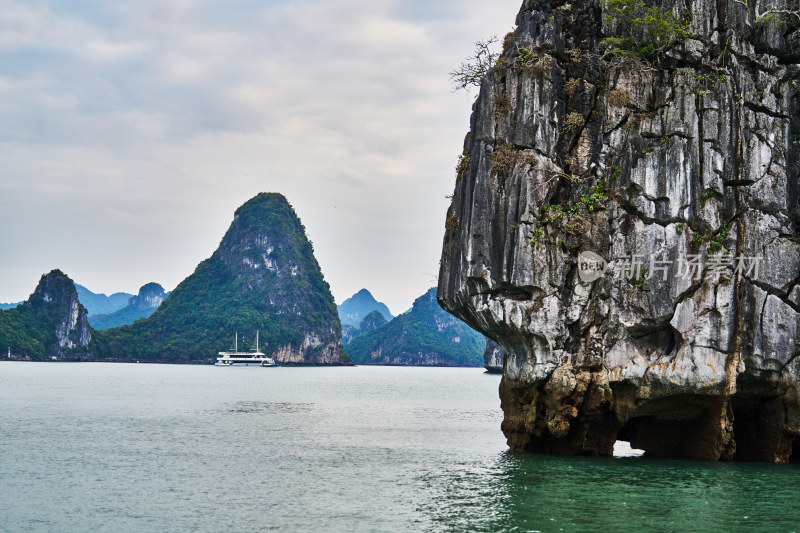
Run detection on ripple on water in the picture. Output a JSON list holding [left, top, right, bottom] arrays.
[[219, 401, 315, 414]]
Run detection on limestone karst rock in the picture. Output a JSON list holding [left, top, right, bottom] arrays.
[[484, 338, 505, 373], [0, 270, 92, 360], [128, 283, 167, 311], [89, 282, 167, 330], [439, 0, 800, 460], [94, 193, 343, 364]]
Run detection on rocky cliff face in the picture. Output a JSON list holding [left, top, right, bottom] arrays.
[[484, 338, 505, 373], [0, 270, 92, 360], [129, 283, 166, 310], [439, 0, 800, 460], [94, 193, 343, 364]]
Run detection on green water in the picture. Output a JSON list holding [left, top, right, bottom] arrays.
[[1, 363, 798, 532]]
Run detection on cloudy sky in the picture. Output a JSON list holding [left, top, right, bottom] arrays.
[[0, 0, 521, 314]]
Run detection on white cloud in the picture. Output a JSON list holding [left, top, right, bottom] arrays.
[[0, 0, 521, 312]]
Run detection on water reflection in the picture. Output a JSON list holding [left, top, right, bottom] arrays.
[[421, 451, 800, 532]]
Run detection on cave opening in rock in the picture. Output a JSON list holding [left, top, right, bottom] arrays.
[[614, 395, 731, 460], [730, 397, 795, 462], [612, 440, 645, 457], [629, 325, 677, 356]]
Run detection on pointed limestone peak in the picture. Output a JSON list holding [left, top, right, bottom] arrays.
[[93, 192, 342, 364], [1, 269, 92, 360], [338, 289, 393, 326]]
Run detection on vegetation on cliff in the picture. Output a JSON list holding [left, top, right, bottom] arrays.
[[601, 0, 692, 66], [93, 193, 342, 363], [440, 0, 800, 461], [0, 270, 92, 360]]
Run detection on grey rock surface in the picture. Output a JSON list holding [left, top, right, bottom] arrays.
[[129, 283, 166, 310], [43, 273, 93, 359], [484, 338, 505, 373], [439, 0, 800, 460]]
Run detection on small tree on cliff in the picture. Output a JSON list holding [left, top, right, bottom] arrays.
[[450, 36, 500, 92], [602, 0, 691, 67]]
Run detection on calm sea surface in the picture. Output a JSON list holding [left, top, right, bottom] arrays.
[[1, 362, 799, 532]]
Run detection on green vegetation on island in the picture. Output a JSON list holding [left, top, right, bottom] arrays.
[[0, 270, 92, 360], [345, 288, 484, 366], [92, 193, 342, 363], [89, 302, 158, 331]]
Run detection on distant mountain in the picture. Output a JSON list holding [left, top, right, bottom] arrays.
[[345, 287, 484, 366], [342, 310, 388, 344], [0, 270, 92, 360], [89, 283, 167, 331], [75, 284, 133, 316], [0, 302, 21, 310], [92, 193, 344, 364], [359, 310, 388, 334], [337, 289, 393, 327]]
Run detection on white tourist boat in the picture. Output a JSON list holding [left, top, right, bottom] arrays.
[[215, 331, 279, 367]]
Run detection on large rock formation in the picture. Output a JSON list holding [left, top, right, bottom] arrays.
[[94, 193, 343, 364], [89, 282, 167, 330], [439, 0, 800, 460], [0, 270, 92, 360], [346, 288, 485, 366]]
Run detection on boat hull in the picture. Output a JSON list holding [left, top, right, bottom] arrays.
[[215, 360, 280, 367]]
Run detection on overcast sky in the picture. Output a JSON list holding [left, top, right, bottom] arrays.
[[0, 0, 521, 314]]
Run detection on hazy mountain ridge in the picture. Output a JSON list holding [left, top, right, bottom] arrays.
[[345, 287, 483, 366], [75, 285, 133, 316], [341, 309, 388, 344], [89, 283, 167, 331], [337, 289, 393, 327]]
